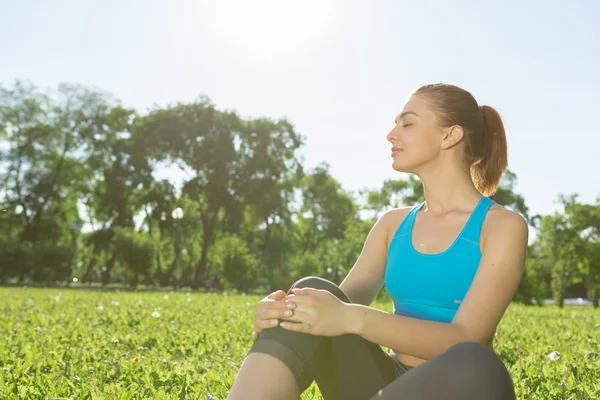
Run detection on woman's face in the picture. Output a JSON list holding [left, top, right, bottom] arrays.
[[386, 95, 446, 174]]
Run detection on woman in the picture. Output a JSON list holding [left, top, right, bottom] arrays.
[[228, 83, 528, 400]]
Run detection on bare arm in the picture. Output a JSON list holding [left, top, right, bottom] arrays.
[[339, 208, 411, 306], [346, 209, 529, 360]]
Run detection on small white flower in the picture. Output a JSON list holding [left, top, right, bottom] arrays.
[[73, 375, 81, 382], [223, 292, 228, 296], [547, 351, 560, 361], [187, 298, 191, 302], [97, 305, 104, 311], [164, 295, 169, 300], [2, 367, 9, 372], [114, 339, 119, 345], [54, 296, 60, 301], [152, 311, 160, 318], [72, 277, 78, 283], [241, 293, 246, 297], [34, 326, 41, 333], [76, 318, 80, 322], [111, 301, 120, 306], [327, 267, 333, 274]]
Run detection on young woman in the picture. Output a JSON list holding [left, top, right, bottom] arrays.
[[228, 83, 528, 400]]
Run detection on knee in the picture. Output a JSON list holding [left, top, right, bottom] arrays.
[[291, 276, 335, 290], [444, 341, 514, 386], [445, 341, 503, 368], [289, 276, 349, 302]]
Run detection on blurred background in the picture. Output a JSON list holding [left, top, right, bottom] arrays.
[[0, 0, 598, 307]]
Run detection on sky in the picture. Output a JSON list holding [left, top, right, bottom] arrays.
[[1, 0, 599, 219]]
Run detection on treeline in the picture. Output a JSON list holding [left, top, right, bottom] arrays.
[[0, 81, 598, 307]]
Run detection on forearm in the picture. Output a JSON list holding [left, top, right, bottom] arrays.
[[339, 286, 376, 306], [346, 303, 472, 361]]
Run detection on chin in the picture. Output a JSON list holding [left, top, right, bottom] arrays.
[[392, 160, 412, 173]]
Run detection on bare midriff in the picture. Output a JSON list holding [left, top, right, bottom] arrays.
[[389, 335, 495, 367]]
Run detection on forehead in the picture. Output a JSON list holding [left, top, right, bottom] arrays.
[[402, 95, 428, 113], [395, 95, 431, 121]]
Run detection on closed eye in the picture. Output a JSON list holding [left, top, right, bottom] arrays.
[[401, 123, 413, 128]]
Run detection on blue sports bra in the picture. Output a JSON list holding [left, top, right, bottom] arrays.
[[384, 196, 494, 323]]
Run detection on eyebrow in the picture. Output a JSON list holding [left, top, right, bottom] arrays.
[[394, 111, 419, 124]]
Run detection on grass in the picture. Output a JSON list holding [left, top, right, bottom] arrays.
[[0, 287, 598, 399]]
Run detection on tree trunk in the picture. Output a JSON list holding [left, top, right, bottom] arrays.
[[193, 242, 209, 289], [146, 208, 165, 285], [164, 227, 181, 287], [193, 210, 218, 289], [101, 254, 117, 286], [82, 258, 97, 283], [589, 274, 599, 308]]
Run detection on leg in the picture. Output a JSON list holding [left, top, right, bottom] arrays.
[[371, 341, 516, 400], [229, 276, 407, 400], [228, 352, 299, 400]]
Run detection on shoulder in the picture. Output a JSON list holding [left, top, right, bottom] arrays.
[[482, 203, 529, 249], [380, 205, 415, 227], [378, 205, 416, 245]]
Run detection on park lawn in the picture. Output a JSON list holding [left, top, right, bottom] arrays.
[[0, 287, 598, 399]]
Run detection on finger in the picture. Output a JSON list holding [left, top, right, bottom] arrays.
[[256, 308, 295, 321], [261, 299, 296, 310], [292, 302, 320, 316], [281, 309, 313, 325], [255, 318, 279, 331], [284, 294, 316, 306], [280, 321, 311, 333], [291, 287, 324, 296], [267, 290, 286, 300]]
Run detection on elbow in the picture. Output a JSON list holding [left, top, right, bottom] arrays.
[[452, 324, 489, 347]]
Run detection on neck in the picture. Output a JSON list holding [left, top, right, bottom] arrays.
[[415, 160, 482, 215]]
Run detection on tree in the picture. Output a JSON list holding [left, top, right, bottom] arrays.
[[490, 170, 530, 221], [560, 194, 600, 307], [537, 209, 584, 308]]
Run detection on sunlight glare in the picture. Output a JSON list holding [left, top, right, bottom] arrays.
[[201, 0, 337, 58]]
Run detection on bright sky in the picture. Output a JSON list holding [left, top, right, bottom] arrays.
[[1, 0, 599, 219]]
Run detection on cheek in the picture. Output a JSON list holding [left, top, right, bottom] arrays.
[[393, 130, 438, 169]]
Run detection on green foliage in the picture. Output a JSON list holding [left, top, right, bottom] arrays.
[[0, 288, 598, 399], [210, 233, 260, 291], [112, 227, 157, 288], [1, 79, 599, 309]]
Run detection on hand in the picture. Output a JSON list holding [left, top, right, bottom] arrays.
[[280, 287, 350, 336], [251, 290, 297, 341]]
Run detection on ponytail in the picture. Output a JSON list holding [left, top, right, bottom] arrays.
[[471, 105, 508, 196], [413, 84, 509, 196]]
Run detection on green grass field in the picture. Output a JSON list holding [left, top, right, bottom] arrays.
[[0, 287, 598, 399]]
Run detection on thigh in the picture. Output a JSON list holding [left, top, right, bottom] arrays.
[[370, 341, 516, 400], [317, 333, 410, 400]]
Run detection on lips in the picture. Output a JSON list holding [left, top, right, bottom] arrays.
[[391, 147, 403, 156]]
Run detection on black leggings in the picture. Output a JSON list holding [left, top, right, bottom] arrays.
[[248, 276, 516, 400]]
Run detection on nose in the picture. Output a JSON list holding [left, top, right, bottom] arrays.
[[386, 128, 397, 144]]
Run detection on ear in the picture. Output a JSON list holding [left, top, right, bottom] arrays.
[[440, 125, 464, 149]]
